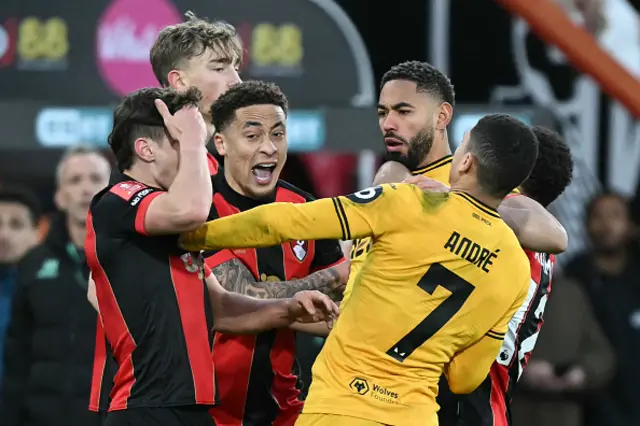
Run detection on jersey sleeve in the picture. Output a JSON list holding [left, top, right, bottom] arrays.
[[447, 258, 530, 394], [98, 181, 164, 235], [445, 334, 504, 394], [179, 183, 410, 252]]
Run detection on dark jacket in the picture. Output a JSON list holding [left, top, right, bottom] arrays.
[[511, 277, 616, 426], [0, 266, 17, 397], [0, 214, 102, 426], [564, 251, 640, 426]]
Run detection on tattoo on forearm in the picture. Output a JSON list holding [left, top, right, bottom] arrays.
[[212, 257, 343, 300]]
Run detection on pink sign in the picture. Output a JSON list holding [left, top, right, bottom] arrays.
[[96, 0, 180, 96]]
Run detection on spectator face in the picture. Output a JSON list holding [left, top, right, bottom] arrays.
[[55, 153, 111, 226], [0, 202, 38, 264], [587, 195, 630, 253]]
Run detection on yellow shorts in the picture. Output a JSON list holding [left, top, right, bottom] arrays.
[[295, 413, 387, 426]]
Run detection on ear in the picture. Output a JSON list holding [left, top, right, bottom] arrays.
[[134, 138, 155, 163], [436, 102, 453, 130], [167, 70, 188, 91], [54, 188, 65, 211], [459, 152, 474, 174], [214, 133, 227, 157]]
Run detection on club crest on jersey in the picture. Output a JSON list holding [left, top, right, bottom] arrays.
[[290, 240, 308, 262]]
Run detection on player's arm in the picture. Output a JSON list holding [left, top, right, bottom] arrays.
[[372, 161, 412, 185], [403, 173, 568, 254], [447, 272, 530, 394], [445, 333, 506, 394], [139, 99, 212, 235], [499, 195, 568, 254], [180, 184, 404, 252], [208, 256, 347, 302], [204, 269, 338, 334], [289, 321, 333, 336]]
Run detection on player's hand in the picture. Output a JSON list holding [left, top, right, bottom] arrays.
[[403, 175, 450, 193], [287, 290, 340, 328], [155, 99, 207, 147]]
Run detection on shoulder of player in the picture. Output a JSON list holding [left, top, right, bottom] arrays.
[[94, 181, 161, 212], [276, 179, 317, 202]]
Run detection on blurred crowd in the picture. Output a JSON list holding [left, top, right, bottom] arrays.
[[0, 144, 637, 426], [512, 192, 640, 426]]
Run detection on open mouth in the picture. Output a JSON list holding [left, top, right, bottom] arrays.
[[384, 137, 405, 152], [251, 162, 277, 185]]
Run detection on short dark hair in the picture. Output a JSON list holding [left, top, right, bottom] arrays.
[[211, 81, 289, 132], [0, 185, 42, 226], [520, 126, 574, 206], [108, 86, 202, 171], [150, 12, 242, 87], [380, 61, 455, 106], [468, 114, 539, 198]]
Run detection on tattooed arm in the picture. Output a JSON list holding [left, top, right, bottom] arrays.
[[210, 257, 347, 302]]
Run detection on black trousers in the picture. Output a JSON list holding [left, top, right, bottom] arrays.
[[104, 406, 215, 426]]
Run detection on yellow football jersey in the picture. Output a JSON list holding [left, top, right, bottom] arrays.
[[347, 155, 453, 304], [180, 183, 530, 426]]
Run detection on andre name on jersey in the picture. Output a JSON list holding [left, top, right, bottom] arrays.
[[179, 183, 530, 426]]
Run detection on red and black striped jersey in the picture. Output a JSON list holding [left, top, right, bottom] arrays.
[[452, 248, 555, 426], [89, 153, 220, 413], [88, 320, 116, 412], [205, 172, 345, 426], [86, 172, 216, 411]]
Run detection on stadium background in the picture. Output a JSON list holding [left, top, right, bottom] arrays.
[[1, 0, 640, 424]]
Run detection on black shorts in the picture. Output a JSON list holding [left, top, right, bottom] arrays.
[[104, 406, 215, 426]]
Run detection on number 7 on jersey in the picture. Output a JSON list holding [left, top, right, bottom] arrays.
[[387, 263, 475, 362]]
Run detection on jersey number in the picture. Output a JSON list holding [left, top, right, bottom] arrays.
[[387, 263, 475, 362]]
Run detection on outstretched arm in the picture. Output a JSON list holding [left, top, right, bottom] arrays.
[[499, 195, 568, 254], [210, 257, 347, 301], [180, 184, 404, 252], [205, 271, 338, 334]]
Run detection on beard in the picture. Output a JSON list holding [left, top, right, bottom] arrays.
[[383, 127, 434, 171]]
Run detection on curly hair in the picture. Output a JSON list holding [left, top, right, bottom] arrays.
[[150, 11, 242, 86], [109, 86, 202, 171], [210, 81, 288, 132], [520, 126, 574, 206], [381, 61, 455, 106]]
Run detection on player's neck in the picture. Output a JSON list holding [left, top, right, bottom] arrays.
[[450, 181, 502, 210], [124, 167, 163, 190], [223, 167, 251, 198], [417, 135, 452, 169]]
